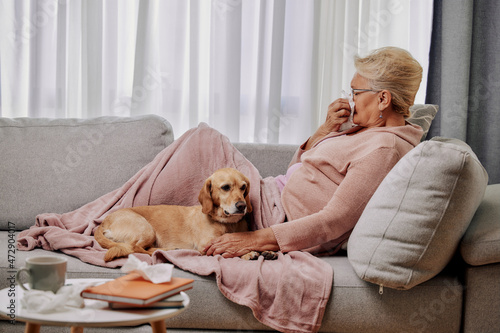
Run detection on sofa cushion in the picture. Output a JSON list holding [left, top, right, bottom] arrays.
[[407, 104, 439, 141], [0, 115, 174, 231], [348, 137, 488, 290], [460, 184, 500, 266]]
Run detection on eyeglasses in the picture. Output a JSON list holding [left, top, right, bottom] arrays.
[[351, 88, 380, 97]]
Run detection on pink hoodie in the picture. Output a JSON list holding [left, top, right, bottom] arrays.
[[271, 123, 423, 255]]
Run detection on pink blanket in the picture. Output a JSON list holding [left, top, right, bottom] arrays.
[[17, 123, 332, 333]]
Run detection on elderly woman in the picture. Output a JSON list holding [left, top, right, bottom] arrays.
[[205, 46, 424, 258]]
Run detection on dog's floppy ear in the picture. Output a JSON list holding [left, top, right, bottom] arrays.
[[198, 177, 214, 214], [244, 177, 253, 214]]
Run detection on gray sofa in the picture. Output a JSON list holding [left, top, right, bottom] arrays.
[[1, 114, 499, 333]]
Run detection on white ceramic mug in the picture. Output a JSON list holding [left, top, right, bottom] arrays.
[[16, 256, 67, 293]]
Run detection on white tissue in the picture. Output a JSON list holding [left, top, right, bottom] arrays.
[[120, 254, 173, 284], [339, 90, 357, 132], [20, 282, 93, 313]]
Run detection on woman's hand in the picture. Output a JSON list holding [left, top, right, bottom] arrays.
[[323, 98, 352, 132], [204, 228, 279, 258], [305, 98, 352, 150]]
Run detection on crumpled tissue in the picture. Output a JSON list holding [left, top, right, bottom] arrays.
[[120, 254, 174, 284], [339, 89, 357, 132], [20, 281, 98, 313]]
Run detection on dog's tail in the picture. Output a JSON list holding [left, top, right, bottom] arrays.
[[94, 224, 148, 262]]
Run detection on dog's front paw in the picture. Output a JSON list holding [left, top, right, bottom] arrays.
[[241, 251, 260, 260], [261, 250, 279, 260]]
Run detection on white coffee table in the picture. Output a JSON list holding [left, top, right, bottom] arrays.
[[0, 278, 190, 333]]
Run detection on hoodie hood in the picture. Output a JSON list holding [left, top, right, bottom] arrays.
[[318, 122, 423, 149], [360, 122, 423, 147]]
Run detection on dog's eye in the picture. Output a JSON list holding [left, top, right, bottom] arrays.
[[221, 185, 231, 191], [240, 184, 247, 192]]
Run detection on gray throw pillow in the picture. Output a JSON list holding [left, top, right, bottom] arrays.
[[348, 137, 488, 290], [407, 104, 439, 141]]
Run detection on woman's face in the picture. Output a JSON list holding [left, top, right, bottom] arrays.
[[350, 73, 382, 128]]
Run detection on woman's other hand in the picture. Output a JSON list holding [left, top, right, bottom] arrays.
[[204, 228, 279, 258]]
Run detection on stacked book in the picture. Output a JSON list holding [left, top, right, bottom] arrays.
[[81, 272, 194, 309]]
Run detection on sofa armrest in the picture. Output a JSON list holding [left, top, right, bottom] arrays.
[[460, 184, 500, 266], [234, 143, 297, 178]]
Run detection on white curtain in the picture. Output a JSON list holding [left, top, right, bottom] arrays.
[[0, 0, 433, 144]]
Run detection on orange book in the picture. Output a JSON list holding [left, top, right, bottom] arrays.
[[81, 273, 194, 305]]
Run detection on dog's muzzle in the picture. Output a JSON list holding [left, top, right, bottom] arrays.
[[224, 201, 247, 216]]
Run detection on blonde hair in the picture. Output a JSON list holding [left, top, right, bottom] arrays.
[[354, 46, 422, 118]]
